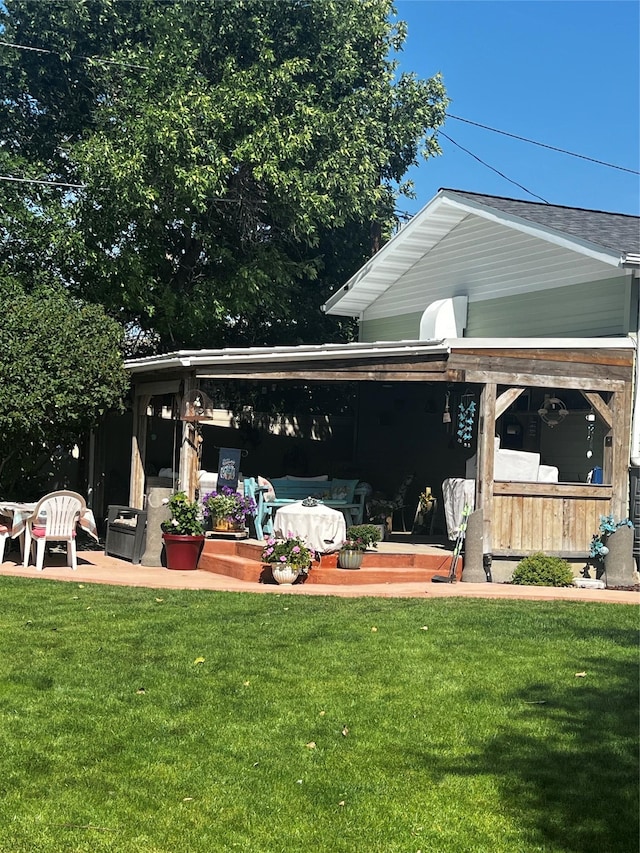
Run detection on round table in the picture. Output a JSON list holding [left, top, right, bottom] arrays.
[[274, 501, 346, 554]]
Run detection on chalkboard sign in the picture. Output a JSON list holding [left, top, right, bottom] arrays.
[[217, 448, 242, 492]]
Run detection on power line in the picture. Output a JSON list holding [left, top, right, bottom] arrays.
[[446, 113, 640, 176], [439, 131, 551, 204], [0, 174, 86, 189], [1, 37, 638, 178], [0, 39, 148, 70]]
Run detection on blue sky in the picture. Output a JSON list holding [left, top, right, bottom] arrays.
[[392, 0, 639, 216]]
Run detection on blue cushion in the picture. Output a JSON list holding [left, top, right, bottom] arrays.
[[330, 478, 358, 503]]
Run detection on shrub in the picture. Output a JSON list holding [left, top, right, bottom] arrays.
[[345, 524, 382, 550], [511, 553, 574, 587]]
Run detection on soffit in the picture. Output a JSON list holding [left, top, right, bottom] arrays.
[[323, 190, 627, 318]]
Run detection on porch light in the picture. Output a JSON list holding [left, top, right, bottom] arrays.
[[538, 394, 568, 428]]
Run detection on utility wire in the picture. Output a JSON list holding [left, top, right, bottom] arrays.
[[446, 113, 640, 176], [1, 38, 638, 176], [0, 174, 86, 189], [438, 131, 551, 204], [0, 39, 148, 70]]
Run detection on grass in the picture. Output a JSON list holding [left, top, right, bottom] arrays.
[[0, 577, 637, 853]]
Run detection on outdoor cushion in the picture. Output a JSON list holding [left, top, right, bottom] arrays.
[[330, 478, 359, 503], [258, 475, 276, 502], [31, 525, 76, 538], [284, 474, 329, 480]]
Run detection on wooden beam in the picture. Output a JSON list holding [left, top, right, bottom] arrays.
[[478, 382, 496, 554], [448, 353, 632, 383], [610, 385, 632, 520], [178, 376, 200, 500], [195, 366, 451, 382], [495, 387, 526, 419], [581, 391, 614, 429], [129, 394, 150, 509], [451, 346, 634, 368], [461, 369, 627, 392], [134, 380, 181, 397], [493, 481, 612, 498]]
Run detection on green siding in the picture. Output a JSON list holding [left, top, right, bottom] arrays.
[[466, 277, 632, 337], [359, 276, 633, 342], [359, 312, 423, 342]]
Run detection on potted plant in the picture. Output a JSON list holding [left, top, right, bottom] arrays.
[[202, 486, 256, 531], [261, 534, 314, 584], [161, 491, 205, 570], [366, 496, 394, 541], [338, 524, 382, 569]]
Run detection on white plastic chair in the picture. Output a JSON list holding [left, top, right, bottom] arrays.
[[23, 490, 86, 571], [0, 521, 10, 563]]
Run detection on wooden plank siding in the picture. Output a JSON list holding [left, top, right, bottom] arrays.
[[492, 482, 612, 556]]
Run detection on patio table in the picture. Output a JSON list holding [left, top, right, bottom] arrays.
[[0, 501, 99, 541], [274, 501, 346, 554]]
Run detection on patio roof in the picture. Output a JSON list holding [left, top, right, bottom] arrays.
[[124, 337, 635, 400]]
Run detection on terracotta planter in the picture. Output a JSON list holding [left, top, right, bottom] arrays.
[[338, 549, 364, 569], [162, 533, 205, 571], [271, 564, 300, 585]]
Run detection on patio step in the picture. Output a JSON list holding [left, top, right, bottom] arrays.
[[197, 539, 462, 585]]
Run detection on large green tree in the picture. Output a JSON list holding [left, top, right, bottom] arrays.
[[0, 0, 447, 352], [0, 284, 129, 496]]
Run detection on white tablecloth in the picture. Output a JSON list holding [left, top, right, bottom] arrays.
[[274, 501, 346, 554]]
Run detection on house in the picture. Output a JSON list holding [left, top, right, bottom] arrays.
[[117, 190, 640, 580]]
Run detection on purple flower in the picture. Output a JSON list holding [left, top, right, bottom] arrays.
[[279, 555, 287, 562]]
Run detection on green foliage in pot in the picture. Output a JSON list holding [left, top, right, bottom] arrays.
[[344, 524, 382, 551], [161, 492, 204, 536], [262, 535, 314, 572], [511, 553, 574, 587]]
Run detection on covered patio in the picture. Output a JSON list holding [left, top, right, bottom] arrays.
[[115, 337, 635, 580]]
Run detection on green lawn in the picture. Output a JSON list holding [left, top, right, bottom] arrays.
[[0, 578, 637, 853]]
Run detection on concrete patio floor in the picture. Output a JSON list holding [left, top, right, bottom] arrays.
[[0, 542, 637, 604]]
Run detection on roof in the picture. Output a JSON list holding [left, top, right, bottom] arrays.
[[125, 337, 635, 377], [448, 190, 640, 256], [322, 189, 640, 317]]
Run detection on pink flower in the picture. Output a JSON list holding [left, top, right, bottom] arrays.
[[292, 546, 300, 554], [279, 555, 287, 562]]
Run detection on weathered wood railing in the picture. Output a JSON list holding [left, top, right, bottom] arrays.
[[492, 481, 612, 557]]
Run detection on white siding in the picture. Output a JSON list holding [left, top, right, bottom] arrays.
[[362, 215, 630, 322]]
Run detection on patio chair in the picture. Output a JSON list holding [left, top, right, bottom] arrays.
[[23, 490, 86, 571], [390, 474, 414, 532], [0, 521, 9, 563]]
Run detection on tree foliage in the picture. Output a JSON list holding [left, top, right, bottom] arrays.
[[0, 284, 129, 495], [0, 0, 448, 352]]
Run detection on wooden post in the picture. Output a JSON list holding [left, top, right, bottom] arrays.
[[178, 376, 200, 500], [477, 382, 497, 555], [129, 393, 150, 509], [610, 385, 631, 521]]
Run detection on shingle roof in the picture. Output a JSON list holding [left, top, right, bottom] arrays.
[[444, 189, 640, 256]]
